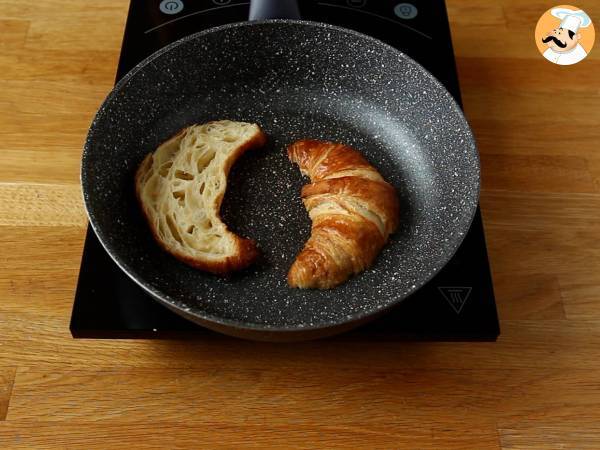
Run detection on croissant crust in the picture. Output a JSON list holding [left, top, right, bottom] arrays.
[[287, 140, 400, 289]]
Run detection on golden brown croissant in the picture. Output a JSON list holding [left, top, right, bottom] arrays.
[[287, 140, 400, 289]]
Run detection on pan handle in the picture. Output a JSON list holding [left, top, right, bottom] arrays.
[[249, 0, 301, 20]]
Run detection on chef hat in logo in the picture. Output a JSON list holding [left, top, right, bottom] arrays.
[[551, 8, 592, 33]]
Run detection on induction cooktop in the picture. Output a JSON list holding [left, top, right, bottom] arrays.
[[71, 0, 499, 340]]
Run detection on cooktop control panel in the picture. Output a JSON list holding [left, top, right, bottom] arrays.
[[118, 1, 459, 100]]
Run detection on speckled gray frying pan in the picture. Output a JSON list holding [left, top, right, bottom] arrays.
[[81, 1, 480, 341]]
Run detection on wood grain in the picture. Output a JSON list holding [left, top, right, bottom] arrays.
[[0, 422, 500, 450], [6, 367, 600, 423], [0, 0, 599, 447], [0, 369, 16, 421], [0, 19, 29, 48], [493, 273, 565, 320], [499, 420, 600, 450], [0, 183, 85, 226], [481, 154, 596, 193]]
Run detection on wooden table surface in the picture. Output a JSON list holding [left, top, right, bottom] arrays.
[[1, 0, 600, 448]]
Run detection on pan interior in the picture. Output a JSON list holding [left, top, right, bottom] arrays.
[[82, 21, 479, 329]]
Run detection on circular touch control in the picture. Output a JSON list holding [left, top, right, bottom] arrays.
[[394, 3, 418, 19], [212, 0, 232, 5], [160, 0, 184, 15]]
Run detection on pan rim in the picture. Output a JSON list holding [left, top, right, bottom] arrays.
[[81, 19, 481, 334]]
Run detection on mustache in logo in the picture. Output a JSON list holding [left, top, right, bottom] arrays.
[[542, 35, 567, 48]]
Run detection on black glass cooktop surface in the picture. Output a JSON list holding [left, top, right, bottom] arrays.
[[71, 0, 499, 340]]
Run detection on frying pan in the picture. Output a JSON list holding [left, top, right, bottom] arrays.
[[81, 0, 480, 341]]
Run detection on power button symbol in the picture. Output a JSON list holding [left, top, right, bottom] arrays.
[[160, 0, 184, 15], [394, 3, 418, 19]]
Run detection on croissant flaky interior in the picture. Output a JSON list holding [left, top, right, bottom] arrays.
[[135, 120, 266, 274], [287, 140, 400, 289]]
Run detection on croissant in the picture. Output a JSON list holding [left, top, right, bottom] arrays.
[[135, 121, 266, 274], [287, 140, 400, 289]]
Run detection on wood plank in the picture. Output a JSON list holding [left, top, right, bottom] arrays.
[[26, 20, 125, 52], [486, 226, 600, 276], [0, 79, 111, 184], [446, 3, 505, 26], [0, 227, 85, 270], [588, 158, 600, 193], [449, 25, 540, 59], [0, 226, 84, 314], [0, 80, 111, 116], [559, 271, 600, 320], [462, 88, 600, 125], [0, 0, 123, 19], [6, 367, 600, 423], [0, 369, 17, 420], [0, 148, 82, 184], [480, 154, 596, 193], [494, 274, 565, 320], [22, 1, 127, 52], [457, 57, 600, 93], [0, 421, 500, 449], [0, 48, 119, 82], [0, 1, 35, 19], [469, 119, 600, 158], [0, 184, 85, 227], [480, 191, 600, 231], [0, 270, 79, 316], [499, 419, 600, 450], [0, 113, 94, 135], [480, 191, 599, 320]]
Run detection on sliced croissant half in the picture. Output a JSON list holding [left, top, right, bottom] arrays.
[[135, 120, 266, 274], [287, 140, 400, 289]]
